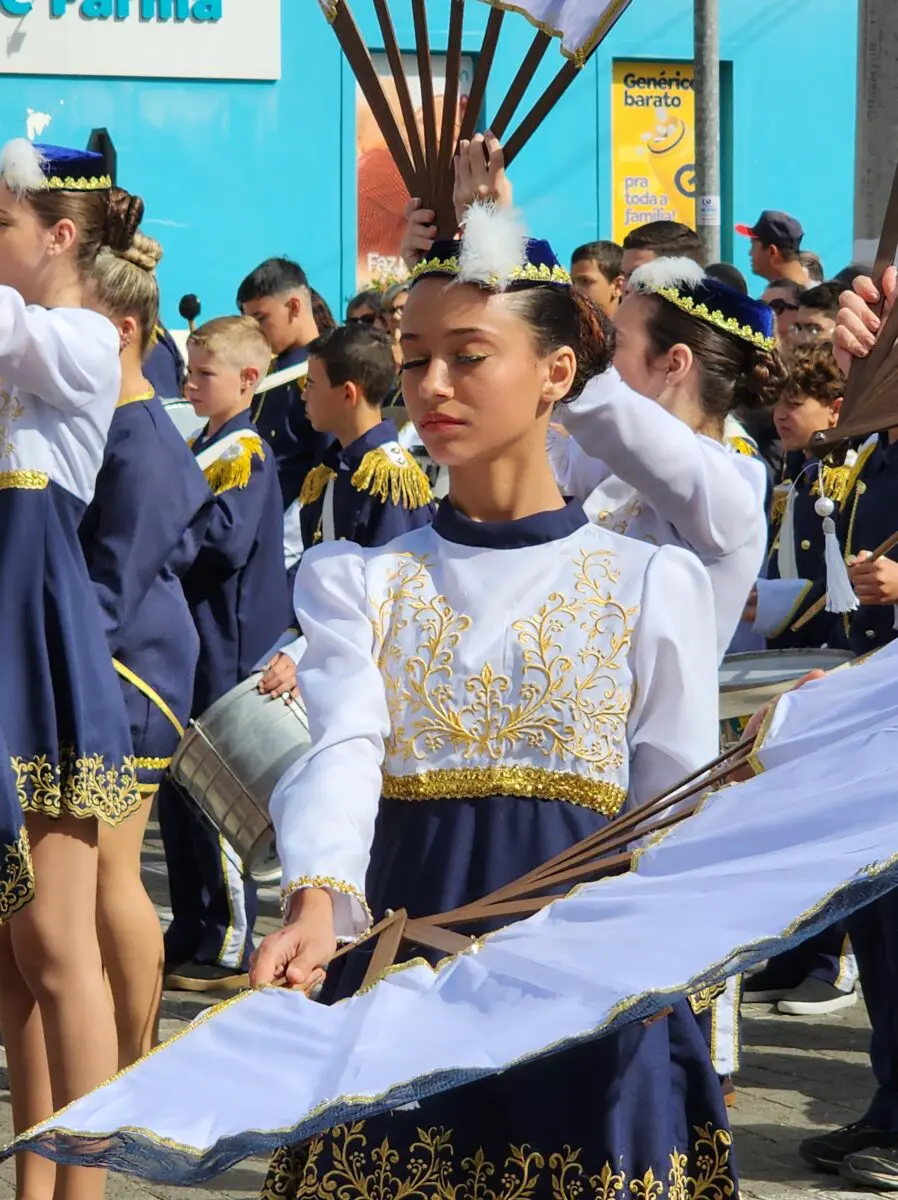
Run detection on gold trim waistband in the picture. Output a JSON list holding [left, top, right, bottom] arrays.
[[382, 766, 627, 817], [0, 470, 49, 491]]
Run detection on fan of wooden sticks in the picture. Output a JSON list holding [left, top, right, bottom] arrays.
[[322, 0, 630, 236], [811, 158, 898, 453], [326, 735, 755, 991]]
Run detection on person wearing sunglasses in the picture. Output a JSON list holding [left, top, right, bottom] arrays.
[[345, 290, 381, 327], [762, 279, 806, 344]]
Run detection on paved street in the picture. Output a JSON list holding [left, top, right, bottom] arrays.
[[0, 821, 890, 1199]]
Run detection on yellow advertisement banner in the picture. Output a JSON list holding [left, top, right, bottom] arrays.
[[611, 61, 695, 245]]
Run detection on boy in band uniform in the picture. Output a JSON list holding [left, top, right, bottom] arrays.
[[160, 316, 291, 993], [262, 324, 434, 698], [237, 258, 330, 508]]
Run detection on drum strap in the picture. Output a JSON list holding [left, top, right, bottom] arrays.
[[322, 475, 337, 542], [112, 658, 185, 739]]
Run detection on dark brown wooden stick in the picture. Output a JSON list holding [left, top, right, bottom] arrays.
[[372, 0, 427, 196], [411, 0, 439, 203], [434, 0, 465, 234], [479, 741, 752, 902], [488, 30, 551, 140], [503, 61, 579, 167], [359, 908, 408, 990], [331, 3, 418, 193], [457, 6, 503, 147]]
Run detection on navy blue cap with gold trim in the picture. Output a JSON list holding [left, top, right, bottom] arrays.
[[34, 144, 112, 191], [0, 139, 112, 196]]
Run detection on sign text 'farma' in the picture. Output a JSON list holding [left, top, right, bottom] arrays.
[[0, 0, 220, 19]]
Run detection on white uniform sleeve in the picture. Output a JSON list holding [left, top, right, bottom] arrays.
[[547, 426, 611, 500], [269, 545, 389, 939], [562, 367, 767, 559], [626, 545, 719, 807], [0, 289, 120, 411]]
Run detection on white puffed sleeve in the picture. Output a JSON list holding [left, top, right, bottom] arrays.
[[626, 544, 719, 807], [561, 367, 767, 559], [547, 425, 610, 501], [269, 544, 390, 940], [0, 290, 120, 411]]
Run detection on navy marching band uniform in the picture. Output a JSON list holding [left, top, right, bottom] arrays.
[[159, 411, 291, 979], [292, 417, 433, 557], [79, 387, 214, 799], [252, 345, 331, 509]]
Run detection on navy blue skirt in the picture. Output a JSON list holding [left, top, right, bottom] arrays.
[[262, 794, 737, 1200], [0, 482, 139, 826]]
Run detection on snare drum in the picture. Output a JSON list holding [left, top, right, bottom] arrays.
[[718, 648, 854, 749], [170, 674, 310, 884]]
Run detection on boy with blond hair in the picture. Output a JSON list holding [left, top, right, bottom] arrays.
[[159, 315, 291, 993]]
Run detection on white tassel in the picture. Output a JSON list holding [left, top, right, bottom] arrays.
[[817, 501, 859, 614], [0, 138, 46, 197], [458, 200, 528, 289], [628, 255, 706, 295]]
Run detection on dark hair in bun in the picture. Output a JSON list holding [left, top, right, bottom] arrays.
[[644, 293, 788, 421], [103, 187, 145, 254], [505, 284, 615, 402], [27, 184, 146, 277]]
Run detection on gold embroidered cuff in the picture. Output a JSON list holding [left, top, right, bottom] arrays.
[[279, 874, 373, 931], [383, 766, 627, 818]]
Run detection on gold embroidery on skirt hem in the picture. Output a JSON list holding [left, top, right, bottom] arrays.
[[0, 827, 34, 923], [13, 751, 141, 826], [260, 1121, 735, 1200]]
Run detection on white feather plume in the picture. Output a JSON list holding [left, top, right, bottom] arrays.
[[628, 255, 706, 295], [458, 201, 529, 289], [0, 139, 47, 197]]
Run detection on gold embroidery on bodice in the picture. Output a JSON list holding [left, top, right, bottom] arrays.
[[371, 550, 637, 779], [0, 381, 24, 461]]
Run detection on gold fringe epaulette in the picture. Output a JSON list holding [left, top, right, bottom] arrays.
[[814, 463, 852, 506], [299, 464, 337, 506], [727, 435, 758, 458], [352, 444, 433, 509], [770, 485, 790, 526], [839, 439, 877, 510], [203, 435, 265, 496]]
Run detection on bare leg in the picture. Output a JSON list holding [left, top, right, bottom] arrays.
[[96, 792, 163, 1066], [0, 923, 56, 1200], [11, 811, 117, 1200]]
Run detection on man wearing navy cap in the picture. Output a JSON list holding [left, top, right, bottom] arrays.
[[736, 210, 810, 286]]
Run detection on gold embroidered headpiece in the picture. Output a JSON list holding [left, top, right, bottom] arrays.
[[411, 201, 571, 291], [629, 256, 777, 352]]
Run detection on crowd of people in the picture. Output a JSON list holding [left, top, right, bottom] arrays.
[[1, 126, 898, 1200]]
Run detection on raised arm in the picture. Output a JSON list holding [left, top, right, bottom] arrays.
[[561, 367, 767, 559]]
